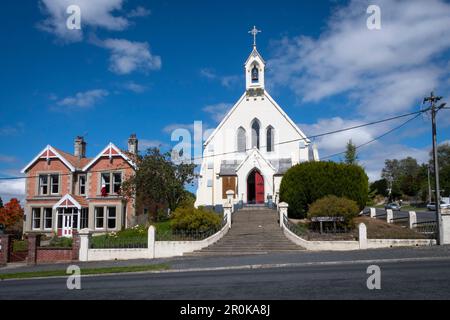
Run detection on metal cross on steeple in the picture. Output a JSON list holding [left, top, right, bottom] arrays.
[[249, 26, 261, 47]]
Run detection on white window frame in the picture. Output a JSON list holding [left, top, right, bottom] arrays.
[[39, 175, 48, 195], [94, 207, 105, 230], [43, 208, 53, 230], [79, 175, 86, 196], [107, 206, 117, 230], [32, 208, 41, 230], [50, 174, 59, 195], [100, 172, 123, 196]]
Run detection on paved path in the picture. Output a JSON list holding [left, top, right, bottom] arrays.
[[187, 207, 303, 256], [1, 257, 450, 300]]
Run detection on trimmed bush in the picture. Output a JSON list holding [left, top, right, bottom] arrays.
[[170, 207, 221, 233], [307, 195, 359, 227], [279, 162, 368, 218]]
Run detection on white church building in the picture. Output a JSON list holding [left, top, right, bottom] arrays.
[[195, 27, 319, 209]]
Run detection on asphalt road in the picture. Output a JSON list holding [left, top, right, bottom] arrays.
[[372, 208, 437, 222], [1, 258, 450, 300]]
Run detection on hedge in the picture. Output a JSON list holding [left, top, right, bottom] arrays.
[[279, 162, 369, 218]]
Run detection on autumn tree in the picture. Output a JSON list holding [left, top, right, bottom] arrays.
[[0, 198, 24, 230]]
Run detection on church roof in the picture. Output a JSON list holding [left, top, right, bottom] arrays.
[[269, 159, 292, 175], [219, 160, 240, 176]]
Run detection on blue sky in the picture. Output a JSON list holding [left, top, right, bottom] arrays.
[[1, 0, 450, 201]]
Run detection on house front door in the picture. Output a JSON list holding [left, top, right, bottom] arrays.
[[62, 214, 73, 237]]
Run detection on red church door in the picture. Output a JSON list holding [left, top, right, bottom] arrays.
[[255, 171, 265, 204]]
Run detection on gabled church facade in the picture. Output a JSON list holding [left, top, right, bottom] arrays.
[[195, 28, 319, 209]]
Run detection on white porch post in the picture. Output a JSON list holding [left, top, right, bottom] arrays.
[[224, 203, 232, 229], [78, 228, 91, 262], [226, 190, 235, 213], [408, 211, 417, 229], [148, 226, 155, 259], [386, 209, 393, 224], [278, 202, 288, 228], [359, 223, 367, 249]]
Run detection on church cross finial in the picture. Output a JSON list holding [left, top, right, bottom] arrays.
[[249, 26, 261, 47]]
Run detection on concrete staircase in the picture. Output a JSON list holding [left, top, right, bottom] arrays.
[[186, 207, 304, 256]]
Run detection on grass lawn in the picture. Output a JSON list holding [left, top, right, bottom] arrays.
[[0, 263, 170, 280]]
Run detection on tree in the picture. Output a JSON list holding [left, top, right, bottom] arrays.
[[344, 140, 358, 165], [279, 162, 369, 218], [0, 198, 24, 230], [121, 148, 196, 221], [370, 179, 389, 197], [0, 197, 3, 208]]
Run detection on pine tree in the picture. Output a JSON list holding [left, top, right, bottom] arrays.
[[344, 140, 358, 165], [0, 196, 3, 208]]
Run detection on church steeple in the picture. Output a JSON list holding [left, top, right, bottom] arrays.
[[245, 26, 265, 94]]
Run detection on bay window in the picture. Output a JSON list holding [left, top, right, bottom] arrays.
[[95, 207, 104, 229], [32, 208, 41, 230]]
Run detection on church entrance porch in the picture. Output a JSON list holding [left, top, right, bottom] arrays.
[[247, 169, 264, 204]]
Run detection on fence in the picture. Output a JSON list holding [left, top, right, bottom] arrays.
[[412, 221, 438, 238], [79, 210, 231, 261]]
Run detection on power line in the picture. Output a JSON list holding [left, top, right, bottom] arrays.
[[0, 108, 432, 181], [320, 112, 422, 160]]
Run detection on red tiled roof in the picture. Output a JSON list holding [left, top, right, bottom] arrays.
[[71, 194, 89, 207], [53, 148, 92, 170]]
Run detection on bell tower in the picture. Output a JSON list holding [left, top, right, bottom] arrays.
[[245, 26, 265, 95]]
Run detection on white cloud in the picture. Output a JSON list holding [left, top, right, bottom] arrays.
[[0, 123, 24, 136], [203, 103, 232, 123], [123, 82, 147, 93], [97, 38, 161, 75], [0, 155, 17, 163], [268, 0, 450, 117], [57, 89, 109, 108], [0, 179, 25, 202], [200, 69, 240, 88], [163, 123, 194, 134], [139, 139, 166, 150], [127, 6, 151, 18], [38, 0, 129, 43]]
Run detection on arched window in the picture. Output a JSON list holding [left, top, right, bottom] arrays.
[[251, 65, 259, 83], [237, 127, 246, 153], [266, 126, 274, 152], [251, 119, 260, 149]]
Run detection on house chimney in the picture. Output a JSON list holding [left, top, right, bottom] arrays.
[[128, 134, 138, 155], [74, 136, 86, 158]]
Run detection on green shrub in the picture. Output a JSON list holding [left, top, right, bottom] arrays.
[[279, 162, 368, 218], [170, 207, 221, 232], [307, 195, 360, 227], [49, 237, 72, 248]]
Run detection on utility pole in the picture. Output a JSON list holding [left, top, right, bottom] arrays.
[[427, 165, 432, 203], [423, 92, 447, 245]]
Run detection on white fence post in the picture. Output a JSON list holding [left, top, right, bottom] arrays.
[[226, 190, 235, 213], [359, 223, 367, 249], [278, 202, 288, 228], [442, 213, 450, 244], [408, 211, 417, 229], [148, 226, 155, 259], [370, 208, 376, 218], [224, 203, 232, 229], [386, 209, 393, 224], [78, 228, 91, 262]]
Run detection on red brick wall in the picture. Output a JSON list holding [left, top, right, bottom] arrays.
[[36, 248, 73, 263]]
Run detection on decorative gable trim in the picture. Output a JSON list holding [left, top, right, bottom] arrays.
[[235, 147, 276, 173], [21, 145, 76, 174], [53, 194, 83, 210], [82, 143, 136, 171]]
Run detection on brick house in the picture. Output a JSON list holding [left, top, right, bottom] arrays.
[[21, 135, 139, 237]]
